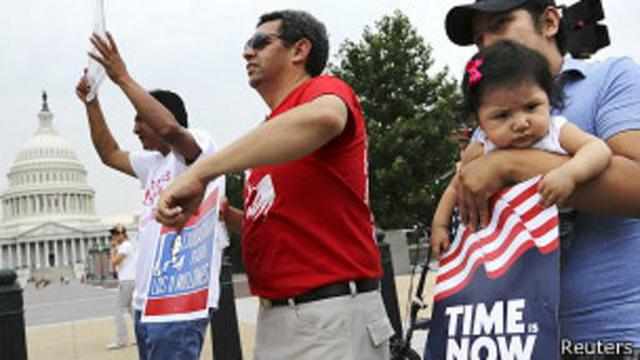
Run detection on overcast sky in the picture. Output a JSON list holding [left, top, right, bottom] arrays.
[[1, 0, 637, 218]]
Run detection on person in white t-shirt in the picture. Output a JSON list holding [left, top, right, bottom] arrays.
[[106, 224, 135, 350], [75, 32, 219, 360]]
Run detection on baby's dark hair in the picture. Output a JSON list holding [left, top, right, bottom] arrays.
[[462, 40, 563, 115]]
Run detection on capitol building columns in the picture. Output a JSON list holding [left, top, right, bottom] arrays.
[[0, 92, 136, 273], [0, 235, 115, 270]]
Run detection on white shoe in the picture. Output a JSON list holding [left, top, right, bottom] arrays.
[[106, 342, 126, 350]]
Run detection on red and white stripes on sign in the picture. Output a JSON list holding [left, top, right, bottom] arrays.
[[434, 176, 559, 302]]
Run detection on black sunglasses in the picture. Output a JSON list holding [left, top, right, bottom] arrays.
[[244, 32, 281, 51]]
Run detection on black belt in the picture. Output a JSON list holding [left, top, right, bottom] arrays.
[[262, 279, 379, 307]]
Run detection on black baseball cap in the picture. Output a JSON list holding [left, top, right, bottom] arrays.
[[445, 0, 555, 46]]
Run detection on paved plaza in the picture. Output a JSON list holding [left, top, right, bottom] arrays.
[[22, 274, 434, 359], [24, 279, 118, 326]]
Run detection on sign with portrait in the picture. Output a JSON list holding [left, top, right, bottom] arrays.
[[142, 178, 223, 323]]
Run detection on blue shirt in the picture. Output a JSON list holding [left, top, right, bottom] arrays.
[[555, 57, 640, 346]]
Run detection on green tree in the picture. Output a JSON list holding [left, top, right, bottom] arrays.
[[330, 10, 465, 230]]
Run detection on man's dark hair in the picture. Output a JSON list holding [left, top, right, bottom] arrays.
[[520, 0, 568, 55], [149, 90, 188, 128], [462, 40, 564, 115], [257, 10, 329, 77]]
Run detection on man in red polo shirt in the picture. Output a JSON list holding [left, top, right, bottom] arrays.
[[155, 9, 394, 359]]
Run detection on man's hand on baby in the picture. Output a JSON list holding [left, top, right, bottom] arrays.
[[538, 169, 575, 208]]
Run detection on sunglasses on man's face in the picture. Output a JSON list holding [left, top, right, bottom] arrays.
[[244, 32, 281, 51]]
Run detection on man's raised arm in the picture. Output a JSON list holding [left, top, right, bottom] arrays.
[[155, 94, 349, 227], [88, 32, 202, 163], [75, 74, 135, 177]]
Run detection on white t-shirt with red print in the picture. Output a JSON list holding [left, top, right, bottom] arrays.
[[116, 240, 136, 281], [129, 128, 218, 310]]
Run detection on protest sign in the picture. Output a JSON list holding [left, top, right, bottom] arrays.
[[142, 179, 223, 323], [425, 176, 560, 360]]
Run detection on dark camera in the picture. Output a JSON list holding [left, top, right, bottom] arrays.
[[562, 0, 610, 59]]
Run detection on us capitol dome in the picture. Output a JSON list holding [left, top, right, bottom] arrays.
[[0, 92, 135, 271]]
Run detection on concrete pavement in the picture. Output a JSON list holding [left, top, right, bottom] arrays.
[[24, 273, 435, 359], [24, 279, 118, 326]]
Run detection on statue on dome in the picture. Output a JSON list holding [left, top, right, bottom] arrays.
[[41, 90, 49, 112]]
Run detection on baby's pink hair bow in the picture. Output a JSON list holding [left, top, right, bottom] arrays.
[[465, 58, 484, 88]]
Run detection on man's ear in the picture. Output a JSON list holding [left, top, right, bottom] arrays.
[[541, 6, 561, 39], [291, 38, 312, 68]]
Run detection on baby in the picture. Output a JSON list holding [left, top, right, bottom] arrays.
[[430, 40, 612, 258]]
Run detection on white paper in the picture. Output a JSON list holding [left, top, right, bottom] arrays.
[[86, 0, 106, 102]]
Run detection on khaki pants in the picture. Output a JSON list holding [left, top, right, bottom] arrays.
[[114, 280, 134, 345], [254, 290, 394, 360]]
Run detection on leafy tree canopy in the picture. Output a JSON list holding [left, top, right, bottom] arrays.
[[330, 10, 466, 230]]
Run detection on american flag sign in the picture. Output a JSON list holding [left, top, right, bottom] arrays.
[[425, 176, 561, 360]]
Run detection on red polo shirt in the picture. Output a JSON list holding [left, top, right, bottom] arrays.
[[242, 75, 382, 299]]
